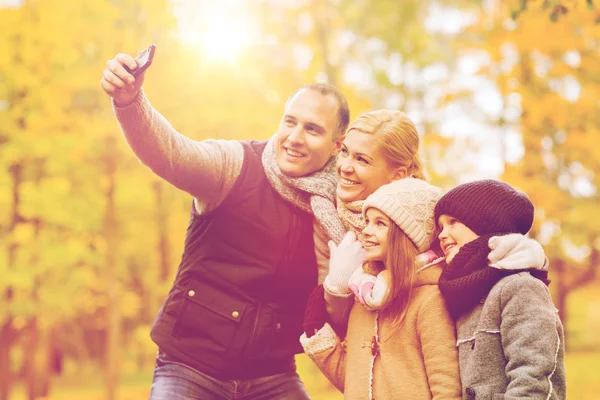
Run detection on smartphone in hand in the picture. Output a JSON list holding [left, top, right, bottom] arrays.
[[125, 44, 156, 77]]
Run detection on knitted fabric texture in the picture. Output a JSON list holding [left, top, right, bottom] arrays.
[[438, 235, 550, 320], [434, 179, 534, 236], [261, 135, 346, 244], [337, 199, 366, 240], [362, 178, 443, 253]]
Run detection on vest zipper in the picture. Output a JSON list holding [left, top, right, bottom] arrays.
[[276, 209, 298, 271], [244, 212, 297, 361], [244, 301, 262, 361], [288, 213, 298, 258], [289, 213, 297, 249]]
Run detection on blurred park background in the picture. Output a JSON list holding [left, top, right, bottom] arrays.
[[1, 0, 599, 398]]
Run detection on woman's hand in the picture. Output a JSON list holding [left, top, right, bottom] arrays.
[[488, 234, 548, 271]]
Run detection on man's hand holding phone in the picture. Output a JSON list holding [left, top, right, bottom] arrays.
[[101, 45, 156, 107]]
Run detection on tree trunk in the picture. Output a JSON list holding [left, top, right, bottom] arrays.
[[103, 137, 120, 400], [553, 239, 598, 351], [25, 160, 51, 399], [24, 319, 39, 400], [0, 162, 24, 400], [553, 259, 569, 348], [24, 319, 51, 399], [153, 181, 171, 283], [0, 322, 16, 400]]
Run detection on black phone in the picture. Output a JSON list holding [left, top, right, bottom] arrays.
[[125, 44, 156, 77]]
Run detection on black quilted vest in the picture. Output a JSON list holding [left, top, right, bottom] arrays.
[[150, 140, 319, 379]]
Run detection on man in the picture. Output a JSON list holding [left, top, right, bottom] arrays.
[[100, 51, 354, 399]]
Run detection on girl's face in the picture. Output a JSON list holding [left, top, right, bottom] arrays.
[[437, 214, 479, 263], [336, 130, 405, 202], [362, 208, 391, 263]]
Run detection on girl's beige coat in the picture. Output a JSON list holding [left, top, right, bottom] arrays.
[[301, 265, 461, 400]]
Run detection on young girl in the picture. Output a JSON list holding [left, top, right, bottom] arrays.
[[300, 178, 461, 400], [435, 179, 566, 399]]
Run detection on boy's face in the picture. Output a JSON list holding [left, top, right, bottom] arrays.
[[437, 214, 479, 263], [362, 208, 391, 263]]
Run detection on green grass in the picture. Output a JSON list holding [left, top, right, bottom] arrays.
[[9, 352, 599, 399]]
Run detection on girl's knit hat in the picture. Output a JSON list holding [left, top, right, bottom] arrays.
[[434, 179, 534, 236], [362, 178, 442, 253]]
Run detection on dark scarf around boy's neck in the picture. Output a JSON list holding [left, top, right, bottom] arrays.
[[438, 234, 550, 320]]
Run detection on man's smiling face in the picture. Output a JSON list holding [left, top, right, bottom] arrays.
[[275, 88, 342, 177]]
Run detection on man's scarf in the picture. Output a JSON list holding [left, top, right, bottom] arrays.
[[261, 136, 346, 244]]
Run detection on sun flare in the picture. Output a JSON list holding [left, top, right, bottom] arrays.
[[173, 2, 255, 63]]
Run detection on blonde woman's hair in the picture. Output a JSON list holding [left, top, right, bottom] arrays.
[[345, 110, 424, 179]]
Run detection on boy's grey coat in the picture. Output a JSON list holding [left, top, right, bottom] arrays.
[[456, 272, 566, 399]]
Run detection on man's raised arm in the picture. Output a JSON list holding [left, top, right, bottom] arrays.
[[101, 52, 243, 211]]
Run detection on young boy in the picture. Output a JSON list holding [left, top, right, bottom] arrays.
[[435, 179, 566, 400]]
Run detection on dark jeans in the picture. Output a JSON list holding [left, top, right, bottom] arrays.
[[149, 351, 311, 400]]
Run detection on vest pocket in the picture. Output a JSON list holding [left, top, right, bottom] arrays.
[[172, 278, 248, 355]]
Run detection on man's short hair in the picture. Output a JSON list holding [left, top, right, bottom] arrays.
[[287, 83, 350, 139]]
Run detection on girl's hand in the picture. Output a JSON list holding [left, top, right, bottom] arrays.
[[324, 231, 366, 295]]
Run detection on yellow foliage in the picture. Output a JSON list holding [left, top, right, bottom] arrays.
[[119, 291, 141, 319], [11, 224, 36, 245], [1, 0, 599, 398]]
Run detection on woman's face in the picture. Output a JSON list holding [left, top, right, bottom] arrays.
[[336, 130, 405, 202]]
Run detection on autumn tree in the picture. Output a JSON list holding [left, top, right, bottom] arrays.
[[454, 0, 600, 346]]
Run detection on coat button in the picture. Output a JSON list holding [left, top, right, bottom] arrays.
[[275, 322, 281, 330], [188, 290, 195, 297], [466, 387, 476, 398], [231, 311, 240, 319]]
